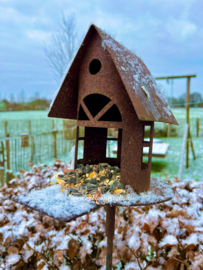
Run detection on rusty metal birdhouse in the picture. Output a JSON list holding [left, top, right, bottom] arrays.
[[13, 24, 178, 270], [48, 24, 178, 193]]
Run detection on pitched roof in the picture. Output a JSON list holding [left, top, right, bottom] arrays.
[[48, 24, 178, 125]]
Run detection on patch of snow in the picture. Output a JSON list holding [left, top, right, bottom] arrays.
[[14, 185, 99, 221], [181, 233, 199, 247], [124, 261, 140, 270], [6, 254, 21, 265], [101, 40, 106, 50], [60, 265, 71, 270], [159, 234, 178, 247]]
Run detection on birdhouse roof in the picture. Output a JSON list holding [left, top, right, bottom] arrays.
[[48, 24, 178, 125]]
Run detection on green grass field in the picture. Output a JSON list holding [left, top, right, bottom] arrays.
[[0, 110, 48, 120], [0, 109, 203, 182], [148, 137, 203, 182], [0, 108, 203, 120]]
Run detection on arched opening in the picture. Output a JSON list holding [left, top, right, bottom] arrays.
[[78, 93, 122, 122]]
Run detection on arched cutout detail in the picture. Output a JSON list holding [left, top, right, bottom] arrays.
[[98, 104, 122, 122], [83, 94, 111, 118]]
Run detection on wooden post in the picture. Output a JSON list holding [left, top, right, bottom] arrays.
[[28, 120, 31, 135], [0, 141, 5, 186], [167, 124, 170, 138], [31, 136, 35, 163], [178, 124, 188, 180], [197, 118, 200, 137], [186, 77, 190, 169], [4, 121, 7, 138], [52, 119, 55, 130], [74, 127, 79, 169], [53, 131, 57, 158], [189, 128, 196, 160], [106, 205, 115, 270], [5, 135, 10, 184]]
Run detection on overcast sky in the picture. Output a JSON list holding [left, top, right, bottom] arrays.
[[0, 0, 202, 103]]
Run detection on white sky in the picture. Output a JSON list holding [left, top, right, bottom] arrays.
[[0, 0, 202, 102]]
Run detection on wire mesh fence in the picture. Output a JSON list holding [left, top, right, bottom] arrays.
[[0, 118, 73, 139], [0, 131, 75, 183]]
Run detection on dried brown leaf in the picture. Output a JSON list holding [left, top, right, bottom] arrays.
[[19, 169, 25, 175], [143, 222, 150, 234], [186, 250, 195, 262], [54, 249, 66, 263], [16, 260, 24, 269], [77, 222, 89, 233], [164, 258, 180, 270], [37, 260, 46, 270], [68, 239, 79, 260], [166, 209, 189, 218], [132, 207, 143, 214], [7, 246, 19, 255], [183, 224, 195, 232], [3, 236, 11, 247]]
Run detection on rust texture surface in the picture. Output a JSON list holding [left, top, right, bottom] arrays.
[[48, 24, 178, 125]]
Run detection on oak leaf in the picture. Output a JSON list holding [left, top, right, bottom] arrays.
[[68, 239, 79, 260], [164, 258, 180, 270], [186, 250, 195, 262], [54, 249, 66, 263]]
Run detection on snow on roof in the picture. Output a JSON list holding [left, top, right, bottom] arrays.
[[49, 24, 178, 125], [96, 26, 178, 124]]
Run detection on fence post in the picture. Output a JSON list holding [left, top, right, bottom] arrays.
[[0, 141, 5, 186], [5, 135, 10, 184], [197, 118, 200, 137], [53, 130, 57, 158], [28, 120, 31, 135], [31, 136, 35, 164], [178, 124, 188, 180], [52, 120, 55, 130], [167, 124, 170, 138], [4, 121, 7, 137]]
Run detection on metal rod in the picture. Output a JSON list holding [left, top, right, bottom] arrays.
[[106, 205, 115, 270], [186, 77, 191, 169], [155, 74, 196, 80]]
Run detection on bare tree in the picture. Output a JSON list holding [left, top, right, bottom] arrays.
[[44, 13, 78, 83]]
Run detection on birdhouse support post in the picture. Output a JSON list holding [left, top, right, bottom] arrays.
[[106, 205, 116, 270]]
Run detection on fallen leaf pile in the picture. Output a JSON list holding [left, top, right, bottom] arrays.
[[51, 163, 125, 201], [0, 160, 203, 269]]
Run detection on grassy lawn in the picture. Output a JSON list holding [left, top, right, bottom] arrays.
[[147, 137, 203, 181]]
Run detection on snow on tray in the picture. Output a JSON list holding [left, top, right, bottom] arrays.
[[13, 185, 99, 222], [13, 178, 173, 221], [99, 177, 174, 206]]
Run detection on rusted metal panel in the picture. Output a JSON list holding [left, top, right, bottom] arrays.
[[48, 24, 178, 125]]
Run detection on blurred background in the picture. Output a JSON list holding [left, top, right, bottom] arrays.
[[0, 0, 202, 183]]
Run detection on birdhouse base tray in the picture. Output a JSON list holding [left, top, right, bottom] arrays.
[[13, 177, 174, 223]]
